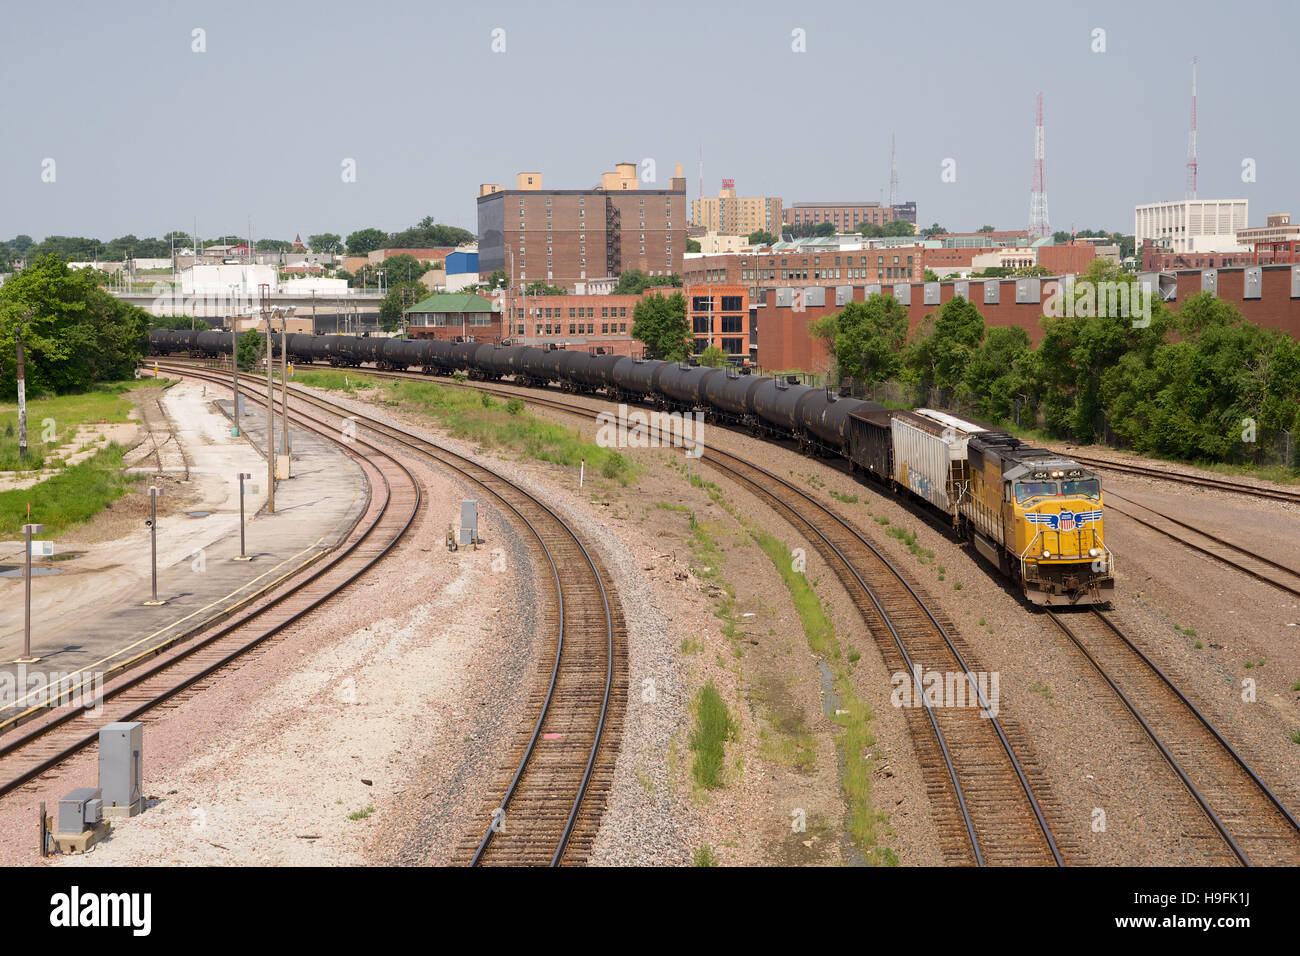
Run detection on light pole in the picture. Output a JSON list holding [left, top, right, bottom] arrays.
[[143, 487, 165, 605], [15, 523, 44, 663], [260, 284, 275, 515], [234, 472, 252, 560], [280, 308, 291, 458], [229, 284, 241, 433]]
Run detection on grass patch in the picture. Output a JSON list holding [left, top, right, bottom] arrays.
[[753, 527, 891, 863], [689, 681, 739, 789], [885, 525, 934, 563], [0, 444, 139, 537], [829, 489, 859, 504], [347, 806, 376, 820], [0, 379, 162, 471], [295, 372, 634, 482], [693, 844, 720, 866]]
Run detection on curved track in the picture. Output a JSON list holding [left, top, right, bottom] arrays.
[[342, 369, 1066, 865], [1065, 452, 1300, 505], [156, 363, 626, 867], [1046, 609, 1300, 867], [1104, 490, 1300, 599], [0, 378, 421, 801]]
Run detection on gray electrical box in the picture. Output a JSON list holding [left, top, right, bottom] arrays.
[[923, 282, 940, 305], [892, 283, 911, 305], [984, 280, 1000, 304], [459, 500, 478, 547], [98, 721, 143, 818], [58, 787, 102, 834], [954, 280, 970, 301]]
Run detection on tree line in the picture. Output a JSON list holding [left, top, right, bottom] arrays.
[[1, 215, 475, 269], [0, 256, 151, 399], [813, 259, 1300, 466]]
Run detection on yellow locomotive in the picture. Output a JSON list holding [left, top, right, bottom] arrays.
[[847, 408, 1114, 606]]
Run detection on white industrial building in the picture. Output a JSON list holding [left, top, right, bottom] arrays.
[[179, 263, 279, 296], [1134, 199, 1249, 254]]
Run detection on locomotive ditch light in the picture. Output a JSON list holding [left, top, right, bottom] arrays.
[[1089, 548, 1100, 557], [1042, 550, 1051, 558]]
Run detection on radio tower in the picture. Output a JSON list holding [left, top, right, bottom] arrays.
[[1028, 92, 1050, 238], [1185, 57, 1198, 199], [889, 132, 899, 210]]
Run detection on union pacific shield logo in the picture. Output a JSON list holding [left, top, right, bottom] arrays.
[[1026, 510, 1103, 531]]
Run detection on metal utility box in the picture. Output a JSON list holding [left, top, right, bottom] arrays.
[[275, 455, 290, 480], [98, 721, 144, 818], [58, 787, 102, 834], [459, 500, 479, 547]]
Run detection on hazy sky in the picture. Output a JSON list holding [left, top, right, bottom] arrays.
[[2, 0, 1295, 243]]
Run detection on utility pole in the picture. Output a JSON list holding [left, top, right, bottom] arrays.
[[280, 311, 290, 458], [14, 318, 28, 460], [16, 522, 44, 663], [260, 284, 275, 514]]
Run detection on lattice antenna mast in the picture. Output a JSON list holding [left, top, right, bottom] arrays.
[[1185, 57, 1199, 200], [1028, 92, 1050, 238], [889, 132, 899, 209]]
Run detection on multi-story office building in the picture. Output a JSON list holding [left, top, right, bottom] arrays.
[[783, 201, 912, 232], [685, 285, 750, 358], [476, 163, 687, 291], [1134, 199, 1249, 254], [690, 187, 783, 237]]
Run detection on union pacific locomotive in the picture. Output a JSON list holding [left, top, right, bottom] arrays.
[[148, 330, 1114, 605]]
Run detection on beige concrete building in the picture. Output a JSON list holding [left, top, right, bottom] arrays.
[[691, 187, 782, 237], [1237, 213, 1300, 249], [1135, 198, 1249, 254]]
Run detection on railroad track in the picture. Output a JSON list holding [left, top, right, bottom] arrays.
[[1065, 452, 1300, 506], [325, 368, 1064, 865], [0, 378, 420, 804], [1046, 609, 1300, 867], [1105, 490, 1300, 599], [157, 363, 627, 867]]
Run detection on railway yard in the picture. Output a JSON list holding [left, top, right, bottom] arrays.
[[1, 343, 1297, 869]]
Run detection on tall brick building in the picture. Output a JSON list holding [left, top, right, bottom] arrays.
[[476, 163, 687, 292]]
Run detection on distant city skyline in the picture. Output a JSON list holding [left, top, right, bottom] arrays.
[[2, 0, 1295, 244]]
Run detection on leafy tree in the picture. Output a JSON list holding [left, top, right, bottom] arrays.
[[236, 329, 264, 371], [831, 294, 910, 386], [697, 345, 727, 367], [857, 223, 883, 238], [308, 233, 343, 254], [1013, 264, 1052, 277], [905, 295, 985, 392], [484, 269, 508, 290], [978, 224, 995, 233], [0, 255, 150, 397], [387, 215, 474, 249], [524, 280, 565, 295], [969, 266, 1012, 278], [631, 291, 690, 361], [920, 223, 948, 237], [923, 269, 940, 282], [380, 253, 430, 285], [150, 316, 211, 331], [380, 281, 428, 330], [345, 228, 388, 256], [962, 326, 1037, 424], [882, 220, 915, 237], [255, 239, 292, 253], [747, 229, 778, 247], [614, 269, 682, 295], [814, 222, 836, 237], [686, 238, 701, 253]]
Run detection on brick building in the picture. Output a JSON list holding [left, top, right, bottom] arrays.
[[783, 201, 906, 232], [690, 187, 782, 237], [686, 285, 750, 358], [476, 163, 687, 292], [751, 263, 1300, 372]]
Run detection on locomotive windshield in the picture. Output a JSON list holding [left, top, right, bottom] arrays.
[[1015, 481, 1056, 503], [1061, 478, 1101, 499]]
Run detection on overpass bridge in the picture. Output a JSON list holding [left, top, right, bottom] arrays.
[[112, 288, 386, 332]]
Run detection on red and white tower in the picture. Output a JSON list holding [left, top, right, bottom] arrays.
[[1028, 92, 1050, 238], [1185, 57, 1199, 200]]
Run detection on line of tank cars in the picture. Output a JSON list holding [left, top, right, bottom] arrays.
[[150, 329, 1114, 605]]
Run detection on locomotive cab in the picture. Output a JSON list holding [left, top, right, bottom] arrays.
[[1004, 460, 1113, 605]]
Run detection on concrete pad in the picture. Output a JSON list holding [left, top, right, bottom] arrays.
[[0, 381, 369, 731]]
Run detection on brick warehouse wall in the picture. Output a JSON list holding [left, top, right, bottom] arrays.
[[754, 264, 1300, 372]]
